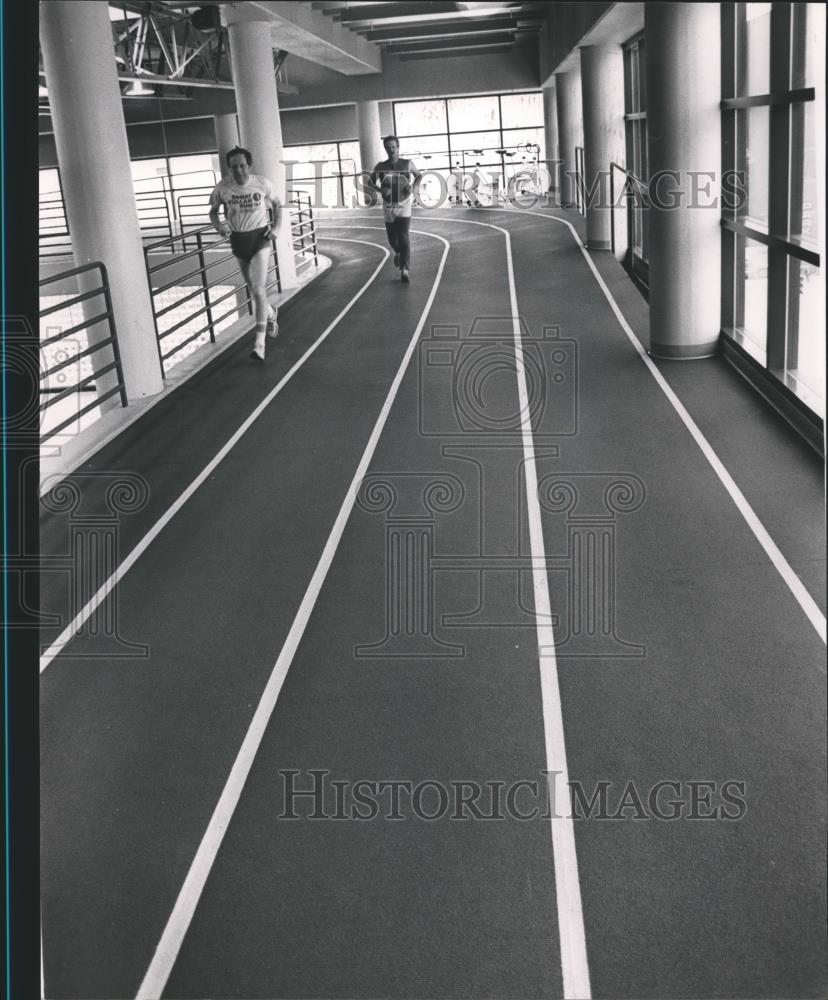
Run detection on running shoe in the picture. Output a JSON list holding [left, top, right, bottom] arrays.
[[401, 268, 410, 283], [266, 314, 279, 339]]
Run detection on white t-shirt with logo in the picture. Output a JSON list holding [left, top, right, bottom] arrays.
[[209, 174, 280, 232]]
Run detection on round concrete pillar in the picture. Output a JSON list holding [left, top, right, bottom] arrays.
[[40, 0, 164, 403], [227, 19, 298, 288], [646, 3, 721, 358], [214, 113, 240, 176], [580, 45, 625, 249], [555, 70, 583, 209], [378, 102, 395, 141], [356, 101, 383, 174], [356, 100, 383, 206], [542, 82, 559, 196]]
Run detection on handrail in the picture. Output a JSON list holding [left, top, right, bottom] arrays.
[[39, 261, 128, 441], [143, 217, 281, 375], [288, 190, 318, 272], [574, 146, 585, 216], [609, 162, 650, 288]]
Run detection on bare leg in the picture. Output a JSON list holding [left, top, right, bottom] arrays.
[[248, 247, 277, 358]]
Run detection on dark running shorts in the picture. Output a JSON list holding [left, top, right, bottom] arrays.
[[230, 226, 271, 262]]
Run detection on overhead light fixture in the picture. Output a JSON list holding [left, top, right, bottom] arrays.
[[124, 80, 155, 96]]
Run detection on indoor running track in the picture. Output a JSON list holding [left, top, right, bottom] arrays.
[[40, 208, 827, 1000]]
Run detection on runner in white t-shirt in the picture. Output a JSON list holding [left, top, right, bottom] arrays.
[[369, 136, 421, 283], [209, 147, 282, 361]]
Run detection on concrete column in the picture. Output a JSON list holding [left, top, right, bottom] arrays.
[[646, 3, 721, 358], [356, 100, 383, 206], [555, 70, 583, 208], [580, 45, 625, 249], [227, 19, 298, 289], [214, 113, 240, 176], [378, 102, 395, 140], [542, 81, 559, 197], [356, 101, 383, 174], [40, 0, 163, 403]]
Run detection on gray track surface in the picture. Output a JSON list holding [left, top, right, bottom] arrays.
[[41, 209, 827, 1000]]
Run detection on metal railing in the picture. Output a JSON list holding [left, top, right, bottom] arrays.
[[143, 221, 281, 376], [39, 194, 72, 256], [574, 146, 585, 216], [135, 192, 174, 241], [177, 186, 215, 237], [39, 261, 128, 441], [289, 191, 318, 272], [609, 162, 649, 292]]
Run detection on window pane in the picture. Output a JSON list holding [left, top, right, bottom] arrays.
[[499, 92, 543, 128], [735, 235, 768, 361], [447, 95, 499, 132], [788, 101, 820, 249], [395, 100, 447, 136], [785, 257, 825, 414], [338, 141, 360, 178], [502, 127, 545, 163], [168, 154, 219, 191], [791, 2, 825, 89], [131, 158, 168, 191], [737, 107, 769, 228], [39, 168, 61, 195], [450, 130, 501, 162], [737, 2, 771, 96], [399, 133, 449, 156]]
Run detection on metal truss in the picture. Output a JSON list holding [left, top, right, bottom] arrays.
[[112, 1, 233, 95], [39, 2, 294, 101]]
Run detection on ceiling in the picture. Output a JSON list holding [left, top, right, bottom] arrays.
[[308, 1, 551, 59], [39, 1, 553, 113]]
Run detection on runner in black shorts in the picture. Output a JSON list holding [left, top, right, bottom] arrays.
[[209, 147, 282, 361]]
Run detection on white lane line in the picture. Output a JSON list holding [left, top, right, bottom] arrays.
[[327, 218, 593, 998], [134, 231, 450, 1000], [39, 239, 389, 674], [501, 207, 827, 646], [349, 209, 827, 646]]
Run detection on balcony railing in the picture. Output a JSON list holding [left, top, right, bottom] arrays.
[[39, 261, 128, 441], [143, 222, 281, 377], [289, 191, 318, 273]]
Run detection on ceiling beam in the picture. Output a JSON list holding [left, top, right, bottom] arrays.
[[329, 3, 462, 21], [386, 33, 516, 54], [398, 43, 512, 60], [365, 17, 523, 41], [224, 2, 381, 74]]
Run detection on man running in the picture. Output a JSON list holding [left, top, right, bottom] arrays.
[[368, 136, 421, 283], [208, 146, 281, 361]]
